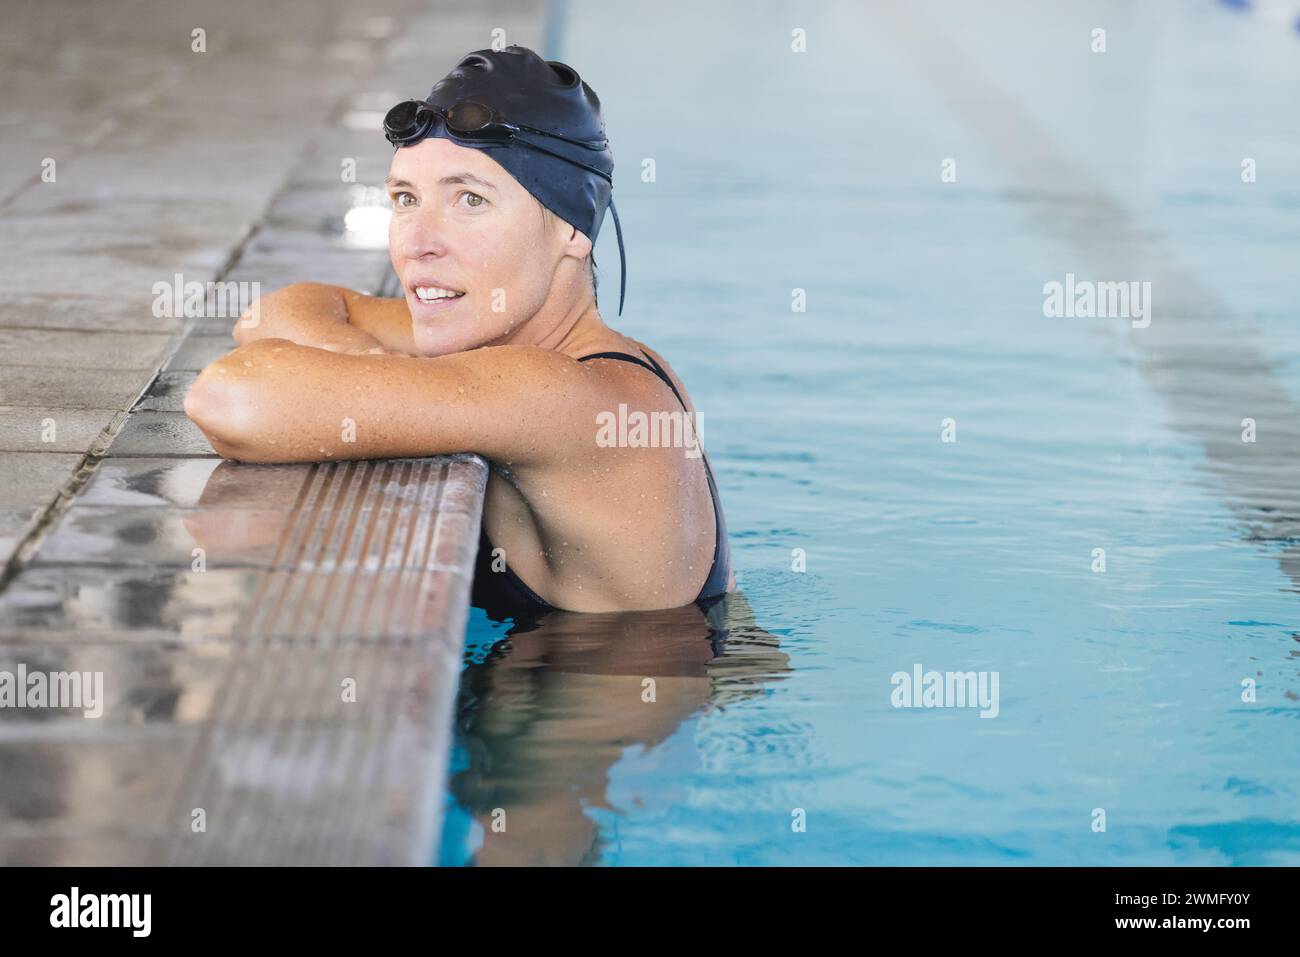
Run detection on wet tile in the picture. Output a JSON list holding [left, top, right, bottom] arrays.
[[430, 508, 480, 570], [0, 365, 144, 410], [164, 333, 234, 371], [240, 567, 471, 642], [31, 506, 295, 568], [0, 566, 260, 641], [77, 457, 308, 509], [276, 182, 386, 222], [185, 314, 244, 337], [0, 506, 43, 566], [438, 455, 488, 513], [0, 732, 199, 834], [73, 457, 483, 515], [134, 370, 199, 412], [159, 648, 462, 866], [146, 280, 263, 331], [287, 153, 393, 191], [0, 833, 168, 867], [0, 406, 120, 453], [0, 202, 245, 293], [0, 328, 172, 371], [0, 639, 456, 728], [244, 264, 390, 296], [243, 228, 375, 258], [217, 267, 299, 296], [0, 506, 43, 539], [108, 410, 216, 456], [0, 642, 228, 727], [0, 562, 471, 644], [0, 452, 84, 508], [294, 128, 392, 165], [299, 457, 485, 516], [0, 632, 463, 867], [0, 292, 172, 334], [0, 254, 171, 304], [260, 195, 358, 233]]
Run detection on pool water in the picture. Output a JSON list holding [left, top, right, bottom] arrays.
[[437, 0, 1300, 865]]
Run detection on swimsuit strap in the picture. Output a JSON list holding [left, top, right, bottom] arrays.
[[576, 350, 705, 475], [577, 349, 730, 603], [576, 349, 689, 410]]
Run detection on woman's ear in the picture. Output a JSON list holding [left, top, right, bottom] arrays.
[[562, 222, 593, 263], [541, 202, 592, 262]]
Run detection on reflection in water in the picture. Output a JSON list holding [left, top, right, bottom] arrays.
[[449, 592, 791, 866]]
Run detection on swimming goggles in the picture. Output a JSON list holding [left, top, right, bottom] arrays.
[[383, 98, 612, 182]]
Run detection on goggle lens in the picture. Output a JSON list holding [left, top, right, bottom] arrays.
[[384, 100, 429, 142], [445, 101, 495, 133]]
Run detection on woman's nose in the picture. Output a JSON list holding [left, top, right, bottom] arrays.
[[394, 205, 451, 261]]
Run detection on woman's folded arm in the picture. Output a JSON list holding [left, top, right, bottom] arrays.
[[182, 337, 606, 467]]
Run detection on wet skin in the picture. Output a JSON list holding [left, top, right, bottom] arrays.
[[184, 137, 733, 613]]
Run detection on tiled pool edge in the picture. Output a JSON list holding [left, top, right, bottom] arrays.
[[0, 223, 489, 865], [0, 3, 522, 862], [0, 132, 489, 864], [0, 454, 489, 866]]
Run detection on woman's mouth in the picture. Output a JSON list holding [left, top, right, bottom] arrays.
[[410, 284, 466, 313]]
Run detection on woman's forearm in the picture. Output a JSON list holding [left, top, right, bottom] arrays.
[[231, 282, 385, 352]]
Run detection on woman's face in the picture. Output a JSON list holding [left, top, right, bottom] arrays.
[[387, 136, 584, 357]]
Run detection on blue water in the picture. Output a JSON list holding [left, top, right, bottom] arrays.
[[438, 0, 1300, 865]]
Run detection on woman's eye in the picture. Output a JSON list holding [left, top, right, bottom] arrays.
[[392, 191, 416, 208], [460, 191, 486, 208]]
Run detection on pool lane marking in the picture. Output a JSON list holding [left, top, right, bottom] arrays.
[[874, 0, 1300, 596]]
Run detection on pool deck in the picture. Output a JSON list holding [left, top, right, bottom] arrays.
[[0, 0, 549, 865]]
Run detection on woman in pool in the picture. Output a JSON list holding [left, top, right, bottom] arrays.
[[184, 45, 732, 615]]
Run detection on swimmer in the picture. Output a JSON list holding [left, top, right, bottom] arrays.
[[184, 45, 732, 615]]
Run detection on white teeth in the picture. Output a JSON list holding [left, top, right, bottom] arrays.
[[414, 286, 464, 301]]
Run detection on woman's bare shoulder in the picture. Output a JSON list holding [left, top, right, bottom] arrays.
[[620, 337, 698, 415]]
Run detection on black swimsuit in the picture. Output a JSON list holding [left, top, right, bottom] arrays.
[[470, 348, 731, 617]]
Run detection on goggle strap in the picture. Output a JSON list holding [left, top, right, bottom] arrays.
[[610, 195, 627, 317]]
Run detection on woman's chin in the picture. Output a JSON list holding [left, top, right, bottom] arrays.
[[412, 313, 521, 356]]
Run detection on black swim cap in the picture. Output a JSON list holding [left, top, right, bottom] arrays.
[[391, 45, 627, 315]]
